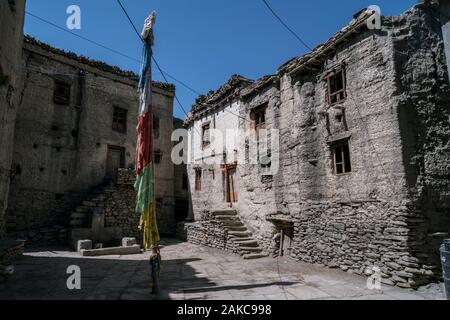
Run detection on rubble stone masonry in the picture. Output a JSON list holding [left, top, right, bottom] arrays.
[[185, 4, 450, 288]]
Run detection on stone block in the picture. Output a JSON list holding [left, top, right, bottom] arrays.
[[77, 240, 92, 252]]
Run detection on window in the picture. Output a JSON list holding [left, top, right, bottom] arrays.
[[202, 123, 211, 148], [8, 0, 16, 12], [154, 149, 162, 164], [332, 141, 351, 174], [112, 107, 127, 133], [326, 68, 346, 105], [182, 173, 188, 190], [195, 168, 202, 192], [153, 115, 160, 139], [53, 80, 71, 105], [251, 105, 266, 130]]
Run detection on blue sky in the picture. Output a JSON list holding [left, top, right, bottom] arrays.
[[25, 0, 417, 119]]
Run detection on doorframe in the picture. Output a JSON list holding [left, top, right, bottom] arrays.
[[221, 162, 238, 204], [106, 145, 125, 181]]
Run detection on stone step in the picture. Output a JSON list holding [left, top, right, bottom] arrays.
[[243, 253, 267, 260], [82, 201, 96, 207], [70, 212, 87, 219], [212, 210, 237, 216], [236, 240, 259, 247], [240, 246, 263, 253], [221, 220, 244, 227], [76, 206, 90, 213], [228, 231, 251, 237], [225, 226, 247, 232], [215, 215, 239, 221], [232, 237, 254, 242]]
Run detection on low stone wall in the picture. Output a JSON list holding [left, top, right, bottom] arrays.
[[7, 225, 68, 245], [178, 220, 238, 254], [104, 169, 141, 241], [0, 239, 24, 283], [285, 200, 439, 288]]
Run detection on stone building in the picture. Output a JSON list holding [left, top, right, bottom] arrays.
[[5, 36, 181, 241], [184, 2, 450, 288], [0, 0, 26, 238]]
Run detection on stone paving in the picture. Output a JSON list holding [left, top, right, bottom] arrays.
[[0, 239, 446, 300]]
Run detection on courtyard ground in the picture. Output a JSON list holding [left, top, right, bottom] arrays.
[[0, 239, 446, 300]]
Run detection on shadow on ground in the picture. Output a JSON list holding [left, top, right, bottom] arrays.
[[0, 240, 299, 300]]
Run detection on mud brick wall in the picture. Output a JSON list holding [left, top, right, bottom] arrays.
[[6, 37, 176, 233], [0, 0, 26, 237], [104, 169, 177, 238]]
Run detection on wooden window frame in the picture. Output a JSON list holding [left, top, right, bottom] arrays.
[[251, 105, 267, 131], [53, 80, 71, 105], [112, 106, 128, 133], [154, 149, 162, 164], [326, 68, 347, 106], [201, 122, 211, 149], [332, 140, 352, 175]]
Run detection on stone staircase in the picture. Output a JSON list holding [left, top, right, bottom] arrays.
[[212, 209, 267, 260], [69, 185, 112, 228]]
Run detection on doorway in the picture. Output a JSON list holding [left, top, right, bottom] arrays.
[[225, 167, 238, 203], [279, 225, 293, 257], [106, 146, 125, 183]]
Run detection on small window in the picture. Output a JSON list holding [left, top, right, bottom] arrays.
[[182, 173, 188, 190], [251, 105, 266, 130], [153, 115, 160, 139], [326, 69, 346, 105], [112, 107, 127, 133], [332, 141, 352, 174], [53, 80, 71, 105], [195, 168, 202, 192], [8, 0, 16, 12], [154, 149, 162, 164], [202, 123, 211, 148]]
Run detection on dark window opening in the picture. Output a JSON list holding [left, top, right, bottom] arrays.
[[202, 123, 211, 149], [251, 105, 267, 131], [53, 80, 71, 105], [51, 125, 59, 132], [195, 169, 202, 192], [332, 141, 352, 174], [326, 69, 346, 105], [182, 173, 188, 190], [112, 107, 127, 133], [153, 115, 160, 139], [154, 150, 162, 164]]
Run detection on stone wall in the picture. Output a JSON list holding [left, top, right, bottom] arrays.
[[0, 0, 26, 237], [6, 37, 176, 234]]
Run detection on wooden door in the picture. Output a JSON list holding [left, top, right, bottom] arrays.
[[106, 146, 124, 182], [227, 168, 238, 203]]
